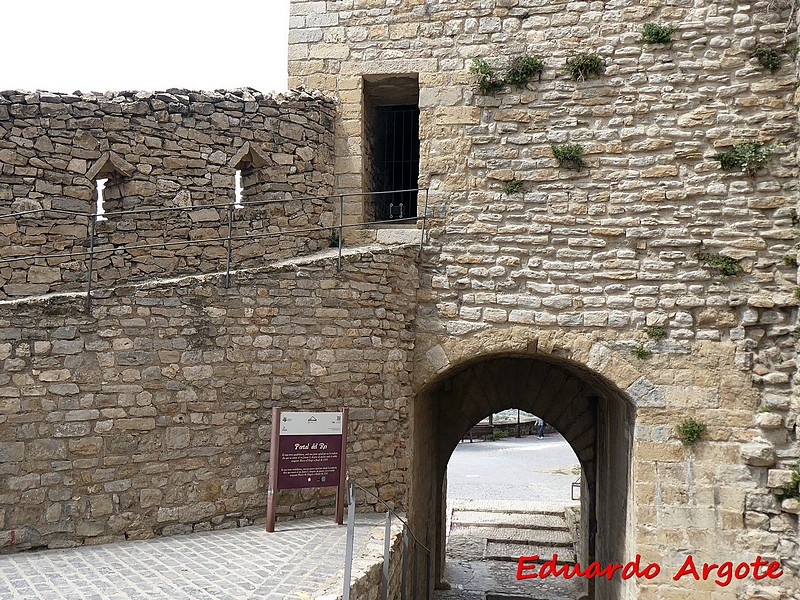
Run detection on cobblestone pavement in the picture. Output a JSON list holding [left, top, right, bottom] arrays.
[[0, 515, 384, 600]]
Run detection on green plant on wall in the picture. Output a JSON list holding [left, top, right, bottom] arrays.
[[632, 344, 652, 360], [778, 462, 800, 499], [505, 56, 544, 87], [565, 53, 604, 80], [470, 58, 505, 94], [750, 41, 797, 73], [471, 55, 545, 94], [502, 179, 524, 196], [695, 251, 741, 276], [784, 255, 798, 267], [677, 418, 707, 446], [551, 142, 586, 170], [752, 43, 783, 72], [640, 22, 676, 45], [713, 141, 776, 177], [646, 326, 667, 340]]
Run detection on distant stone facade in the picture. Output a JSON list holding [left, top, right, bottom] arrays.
[[0, 89, 336, 299]]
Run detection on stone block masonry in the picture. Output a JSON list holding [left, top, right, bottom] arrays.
[[288, 0, 800, 597], [0, 246, 419, 551], [0, 88, 336, 300]]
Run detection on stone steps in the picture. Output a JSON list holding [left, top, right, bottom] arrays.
[[449, 506, 577, 567], [484, 540, 577, 564], [451, 509, 569, 530], [449, 526, 572, 547]]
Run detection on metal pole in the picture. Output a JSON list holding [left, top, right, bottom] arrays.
[[401, 529, 408, 600], [381, 510, 391, 600], [266, 407, 281, 532], [224, 204, 234, 288], [425, 551, 431, 600], [335, 408, 349, 525], [419, 188, 429, 256], [342, 477, 356, 600], [338, 194, 344, 272], [517, 409, 521, 438], [412, 543, 418, 600], [85, 212, 97, 313]]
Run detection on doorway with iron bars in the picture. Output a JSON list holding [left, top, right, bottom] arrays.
[[363, 75, 420, 224]]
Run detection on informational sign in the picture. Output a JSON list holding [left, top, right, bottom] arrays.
[[266, 408, 348, 532], [277, 412, 343, 489]]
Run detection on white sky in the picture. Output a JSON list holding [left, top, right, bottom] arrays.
[[2, 1, 290, 95]]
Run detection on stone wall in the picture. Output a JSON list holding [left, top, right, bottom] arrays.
[[289, 0, 800, 597], [0, 89, 336, 300], [0, 246, 418, 552]]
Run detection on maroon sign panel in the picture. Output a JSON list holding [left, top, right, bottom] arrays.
[[266, 409, 348, 532], [277, 434, 342, 489]]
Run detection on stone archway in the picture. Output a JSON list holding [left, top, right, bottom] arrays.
[[410, 342, 638, 600]]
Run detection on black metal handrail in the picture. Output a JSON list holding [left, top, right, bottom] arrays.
[[0, 187, 426, 221], [0, 188, 430, 311]]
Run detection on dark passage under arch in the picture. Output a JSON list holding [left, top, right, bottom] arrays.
[[410, 353, 636, 600]]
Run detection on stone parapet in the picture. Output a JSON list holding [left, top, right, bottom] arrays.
[[0, 88, 336, 299]]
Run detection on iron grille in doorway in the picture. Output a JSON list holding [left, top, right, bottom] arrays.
[[375, 105, 419, 221]]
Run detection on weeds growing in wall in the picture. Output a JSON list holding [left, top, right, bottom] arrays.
[[632, 344, 652, 360], [713, 141, 776, 177], [695, 251, 742, 276], [565, 53, 604, 80], [551, 143, 586, 170], [677, 418, 707, 446], [470, 58, 505, 94], [778, 462, 800, 498], [646, 326, 667, 340], [502, 179, 524, 195], [640, 23, 676, 45], [752, 43, 785, 72], [505, 56, 544, 87], [470, 55, 545, 94]]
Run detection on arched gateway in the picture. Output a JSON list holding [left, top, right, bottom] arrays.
[[410, 335, 640, 600]]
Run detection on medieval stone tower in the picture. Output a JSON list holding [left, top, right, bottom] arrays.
[[285, 0, 800, 599]]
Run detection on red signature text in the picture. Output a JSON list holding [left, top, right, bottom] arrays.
[[516, 554, 783, 586]]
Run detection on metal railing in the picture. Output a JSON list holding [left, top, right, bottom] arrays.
[[342, 476, 431, 600], [0, 188, 430, 312]]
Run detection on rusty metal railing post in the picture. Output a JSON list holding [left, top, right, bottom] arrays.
[[337, 194, 344, 272], [224, 204, 234, 288], [425, 550, 431, 600], [412, 543, 418, 600], [419, 188, 429, 257], [85, 212, 97, 313], [342, 476, 356, 600], [401, 528, 408, 600], [381, 510, 391, 600]]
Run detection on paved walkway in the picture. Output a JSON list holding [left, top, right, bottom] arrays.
[[437, 436, 585, 600], [0, 515, 385, 600]]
